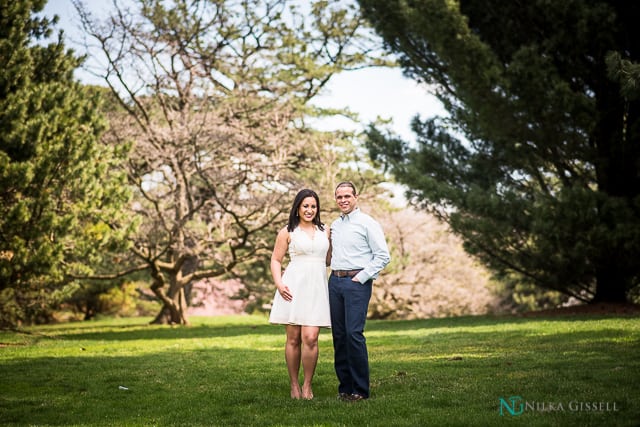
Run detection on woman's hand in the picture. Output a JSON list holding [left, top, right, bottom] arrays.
[[277, 284, 293, 301]]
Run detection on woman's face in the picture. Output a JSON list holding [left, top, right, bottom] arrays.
[[298, 196, 318, 223]]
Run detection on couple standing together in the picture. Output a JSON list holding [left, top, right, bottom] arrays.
[[269, 182, 391, 401]]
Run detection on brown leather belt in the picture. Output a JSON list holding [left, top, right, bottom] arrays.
[[332, 269, 363, 278]]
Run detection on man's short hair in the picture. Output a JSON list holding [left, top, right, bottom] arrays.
[[335, 181, 357, 196]]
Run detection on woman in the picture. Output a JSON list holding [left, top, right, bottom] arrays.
[[269, 189, 331, 400]]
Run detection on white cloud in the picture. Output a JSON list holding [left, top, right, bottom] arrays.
[[312, 67, 445, 141]]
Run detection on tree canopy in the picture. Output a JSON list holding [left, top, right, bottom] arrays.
[[358, 0, 640, 303], [0, 0, 130, 326]]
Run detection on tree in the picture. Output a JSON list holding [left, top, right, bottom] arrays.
[[358, 0, 640, 304], [367, 206, 496, 319], [74, 0, 387, 324], [0, 1, 131, 327]]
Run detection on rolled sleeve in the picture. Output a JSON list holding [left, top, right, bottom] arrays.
[[331, 208, 390, 283], [355, 219, 390, 282]]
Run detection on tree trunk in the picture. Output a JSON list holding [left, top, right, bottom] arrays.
[[149, 266, 190, 325], [151, 287, 189, 325], [590, 82, 635, 305], [592, 264, 628, 303]]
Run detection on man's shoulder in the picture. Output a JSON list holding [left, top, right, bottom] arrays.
[[353, 209, 380, 225]]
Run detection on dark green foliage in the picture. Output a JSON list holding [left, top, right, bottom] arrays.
[[358, 0, 640, 303], [0, 0, 130, 326]]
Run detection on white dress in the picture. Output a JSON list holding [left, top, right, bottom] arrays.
[[269, 226, 331, 327]]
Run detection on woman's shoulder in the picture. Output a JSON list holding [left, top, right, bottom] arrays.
[[276, 226, 292, 241], [278, 225, 291, 234]]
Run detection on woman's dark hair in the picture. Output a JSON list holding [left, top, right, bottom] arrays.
[[287, 189, 324, 232]]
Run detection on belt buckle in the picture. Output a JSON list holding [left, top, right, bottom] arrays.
[[334, 269, 359, 278]]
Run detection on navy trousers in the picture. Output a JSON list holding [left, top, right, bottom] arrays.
[[328, 274, 373, 398]]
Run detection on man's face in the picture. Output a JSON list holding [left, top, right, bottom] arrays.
[[335, 186, 357, 215]]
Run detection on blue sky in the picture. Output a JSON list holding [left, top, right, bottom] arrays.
[[43, 0, 445, 142]]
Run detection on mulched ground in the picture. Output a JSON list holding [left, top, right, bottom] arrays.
[[520, 302, 640, 318]]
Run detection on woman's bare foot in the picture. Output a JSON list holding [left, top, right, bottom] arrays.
[[291, 384, 302, 399], [302, 385, 314, 400]]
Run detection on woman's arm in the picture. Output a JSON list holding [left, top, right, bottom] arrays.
[[271, 227, 292, 301], [325, 227, 332, 267]]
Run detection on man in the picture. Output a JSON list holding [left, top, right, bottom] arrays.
[[329, 181, 391, 401]]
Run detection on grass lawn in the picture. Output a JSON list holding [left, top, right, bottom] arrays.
[[0, 313, 638, 426]]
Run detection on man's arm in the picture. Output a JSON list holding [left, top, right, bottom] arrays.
[[354, 218, 390, 283]]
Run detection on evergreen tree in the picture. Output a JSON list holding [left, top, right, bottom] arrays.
[[0, 0, 130, 326], [358, 0, 640, 303]]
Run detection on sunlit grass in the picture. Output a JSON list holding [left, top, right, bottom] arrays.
[[0, 313, 638, 426]]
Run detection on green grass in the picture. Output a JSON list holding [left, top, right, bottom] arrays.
[[0, 314, 638, 426]]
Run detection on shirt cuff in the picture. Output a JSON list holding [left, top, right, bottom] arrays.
[[354, 271, 371, 283]]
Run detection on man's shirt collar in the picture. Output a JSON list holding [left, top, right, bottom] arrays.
[[341, 207, 360, 220]]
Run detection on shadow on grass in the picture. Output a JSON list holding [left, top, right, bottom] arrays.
[[0, 347, 306, 426], [2, 337, 638, 426], [367, 312, 640, 332], [25, 321, 284, 343], [1, 315, 639, 426], [17, 312, 639, 345]]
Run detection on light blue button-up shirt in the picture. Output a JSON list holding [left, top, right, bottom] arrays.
[[330, 207, 391, 283]]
